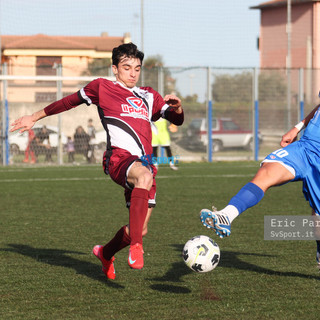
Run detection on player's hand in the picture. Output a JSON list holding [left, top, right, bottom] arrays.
[[164, 94, 182, 113], [10, 115, 36, 133], [280, 127, 299, 147]]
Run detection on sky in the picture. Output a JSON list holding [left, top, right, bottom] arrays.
[[0, 0, 262, 100], [0, 0, 261, 68]]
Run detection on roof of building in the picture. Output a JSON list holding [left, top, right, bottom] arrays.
[[1, 33, 127, 51], [251, 0, 320, 10]]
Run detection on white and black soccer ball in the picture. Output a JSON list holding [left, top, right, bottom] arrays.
[[182, 235, 220, 273]]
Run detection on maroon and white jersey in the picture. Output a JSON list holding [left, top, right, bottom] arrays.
[[44, 77, 183, 157], [79, 78, 175, 157]]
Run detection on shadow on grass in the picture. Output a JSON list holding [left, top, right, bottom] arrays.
[[3, 244, 125, 289], [169, 244, 320, 280], [149, 243, 319, 294], [148, 244, 193, 294], [220, 249, 320, 280], [149, 260, 193, 294]]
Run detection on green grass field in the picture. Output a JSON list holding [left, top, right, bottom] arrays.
[[0, 162, 319, 320]]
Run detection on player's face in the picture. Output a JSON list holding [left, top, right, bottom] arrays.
[[112, 57, 141, 88]]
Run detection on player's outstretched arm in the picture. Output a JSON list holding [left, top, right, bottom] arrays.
[[10, 109, 47, 133], [11, 91, 85, 133], [280, 104, 320, 147], [280, 127, 299, 147]]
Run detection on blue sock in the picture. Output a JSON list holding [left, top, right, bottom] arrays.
[[228, 182, 264, 215]]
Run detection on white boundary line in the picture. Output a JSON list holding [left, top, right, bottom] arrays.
[[0, 174, 253, 183]]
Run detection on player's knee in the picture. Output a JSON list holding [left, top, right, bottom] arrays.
[[136, 170, 153, 190], [252, 162, 291, 191]]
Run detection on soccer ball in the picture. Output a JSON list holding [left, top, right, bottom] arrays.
[[182, 235, 220, 272]]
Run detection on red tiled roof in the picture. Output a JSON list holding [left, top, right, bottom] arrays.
[[251, 0, 319, 9], [1, 34, 125, 51]]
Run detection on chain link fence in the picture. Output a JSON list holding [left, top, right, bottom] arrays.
[[1, 65, 319, 166]]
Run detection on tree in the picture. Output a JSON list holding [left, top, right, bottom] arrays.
[[142, 55, 176, 94], [258, 70, 287, 102], [212, 72, 252, 103], [211, 70, 287, 106], [180, 94, 205, 111]]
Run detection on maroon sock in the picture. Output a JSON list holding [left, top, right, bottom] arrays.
[[102, 225, 131, 260], [129, 188, 149, 245]]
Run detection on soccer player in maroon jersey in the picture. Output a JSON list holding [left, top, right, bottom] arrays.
[[10, 43, 184, 279]]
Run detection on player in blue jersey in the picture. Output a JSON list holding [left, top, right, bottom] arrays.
[[200, 102, 320, 268]]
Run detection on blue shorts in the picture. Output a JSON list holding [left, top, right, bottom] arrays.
[[262, 139, 320, 215]]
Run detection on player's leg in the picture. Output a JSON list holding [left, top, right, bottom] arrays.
[[103, 204, 152, 254], [152, 146, 158, 158], [126, 161, 153, 269], [94, 220, 131, 279], [141, 207, 153, 237], [93, 245, 117, 280], [94, 151, 155, 276], [200, 162, 295, 238], [23, 145, 30, 162], [93, 218, 131, 279], [164, 146, 178, 170], [95, 205, 154, 277], [164, 145, 172, 158], [30, 150, 36, 163], [152, 146, 159, 168], [93, 207, 153, 279], [29, 143, 37, 163], [250, 161, 295, 191], [93, 199, 149, 279], [45, 146, 53, 162]]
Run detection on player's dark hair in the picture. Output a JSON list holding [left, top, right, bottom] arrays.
[[112, 43, 144, 66]]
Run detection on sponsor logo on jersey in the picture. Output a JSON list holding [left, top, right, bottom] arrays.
[[121, 97, 149, 120]]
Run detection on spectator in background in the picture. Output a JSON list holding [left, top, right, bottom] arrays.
[[152, 118, 178, 170], [23, 128, 37, 164], [87, 118, 96, 163], [87, 118, 96, 140], [30, 126, 52, 162], [73, 126, 90, 162], [66, 136, 75, 163]]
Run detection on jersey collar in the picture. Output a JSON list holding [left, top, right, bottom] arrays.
[[115, 80, 138, 93]]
